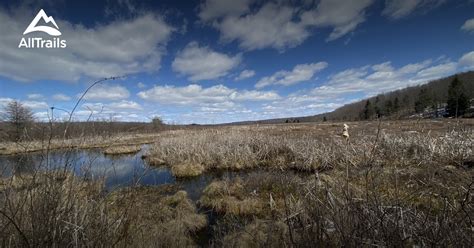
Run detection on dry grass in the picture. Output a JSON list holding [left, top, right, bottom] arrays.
[[1, 119, 473, 247], [218, 219, 290, 247], [0, 133, 159, 155], [103, 144, 142, 155], [209, 166, 473, 246], [147, 120, 474, 173], [0, 171, 207, 247], [200, 172, 302, 217], [108, 187, 207, 247], [201, 120, 474, 247], [171, 161, 205, 177], [200, 180, 265, 216], [0, 171, 118, 247]]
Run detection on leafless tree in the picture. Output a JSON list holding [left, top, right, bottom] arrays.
[[3, 100, 34, 141]]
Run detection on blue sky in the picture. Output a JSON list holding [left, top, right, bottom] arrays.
[[0, 0, 474, 124]]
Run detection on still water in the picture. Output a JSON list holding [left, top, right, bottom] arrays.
[[0, 145, 240, 201]]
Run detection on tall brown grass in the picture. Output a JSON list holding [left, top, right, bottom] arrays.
[[1, 120, 472, 247], [147, 122, 473, 174], [189, 123, 473, 247], [0, 171, 207, 247]]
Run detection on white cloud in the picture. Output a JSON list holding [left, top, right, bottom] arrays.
[[216, 3, 310, 50], [108, 100, 143, 110], [138, 84, 280, 105], [382, 0, 446, 19], [200, 0, 374, 50], [137, 82, 146, 89], [382, 0, 421, 19], [301, 0, 374, 41], [458, 51, 474, 69], [82, 84, 130, 101], [0, 9, 173, 82], [52, 94, 71, 101], [0, 97, 14, 109], [253, 52, 468, 121], [259, 96, 345, 119], [172, 42, 241, 81], [414, 62, 457, 81], [27, 93, 44, 100], [235, 69, 256, 81], [78, 101, 144, 122], [255, 62, 328, 88], [22, 100, 49, 110], [461, 18, 474, 33], [310, 58, 457, 99], [0, 97, 48, 111]]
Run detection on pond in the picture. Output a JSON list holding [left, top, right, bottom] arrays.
[[0, 145, 242, 201]]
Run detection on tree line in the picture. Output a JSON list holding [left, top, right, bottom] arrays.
[[318, 71, 473, 122], [0, 101, 168, 142]]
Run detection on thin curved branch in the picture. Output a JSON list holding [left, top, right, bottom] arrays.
[[63, 76, 125, 139]]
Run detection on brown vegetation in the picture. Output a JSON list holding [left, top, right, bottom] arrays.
[[198, 121, 473, 247], [171, 161, 205, 177], [0, 171, 207, 247], [0, 133, 158, 155], [146, 119, 473, 173], [108, 187, 207, 247], [1, 119, 472, 247], [103, 144, 142, 155], [145, 120, 473, 246]]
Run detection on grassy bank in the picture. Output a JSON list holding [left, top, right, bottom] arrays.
[[0, 133, 159, 155], [103, 144, 142, 155]]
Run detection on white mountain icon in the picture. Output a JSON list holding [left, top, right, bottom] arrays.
[[23, 9, 61, 36]]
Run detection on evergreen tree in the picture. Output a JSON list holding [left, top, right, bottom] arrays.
[[446, 76, 469, 117], [431, 93, 440, 118], [393, 97, 400, 113], [414, 88, 432, 113], [374, 96, 383, 118], [361, 100, 375, 120], [384, 99, 393, 116]]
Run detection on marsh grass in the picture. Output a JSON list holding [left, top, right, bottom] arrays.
[[103, 144, 142, 155], [0, 133, 158, 155], [0, 171, 122, 247], [172, 121, 474, 247], [107, 187, 207, 247], [171, 161, 205, 177], [147, 121, 473, 173], [0, 171, 208, 247], [200, 171, 303, 217], [0, 77, 210, 247], [1, 120, 472, 247]]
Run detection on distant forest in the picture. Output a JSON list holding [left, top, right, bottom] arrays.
[[246, 71, 474, 125], [316, 71, 474, 121]]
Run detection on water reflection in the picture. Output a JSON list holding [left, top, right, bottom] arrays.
[[0, 145, 249, 201], [0, 145, 173, 189]]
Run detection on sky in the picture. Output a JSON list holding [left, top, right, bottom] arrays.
[[0, 0, 474, 124]]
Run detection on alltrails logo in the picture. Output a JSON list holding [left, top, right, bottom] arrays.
[[18, 9, 67, 48]]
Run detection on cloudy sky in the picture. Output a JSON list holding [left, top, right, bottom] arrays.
[[0, 0, 473, 124]]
